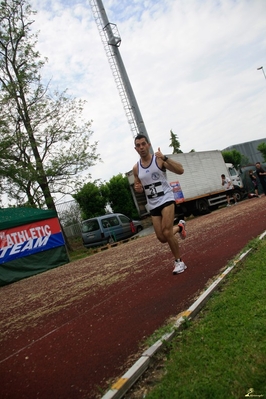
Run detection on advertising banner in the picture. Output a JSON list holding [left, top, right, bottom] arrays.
[[170, 181, 185, 203], [0, 218, 65, 265]]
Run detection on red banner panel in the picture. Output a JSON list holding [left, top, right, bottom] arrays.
[[0, 218, 65, 264]]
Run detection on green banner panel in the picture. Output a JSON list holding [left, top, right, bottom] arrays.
[[0, 246, 69, 287], [0, 207, 57, 230]]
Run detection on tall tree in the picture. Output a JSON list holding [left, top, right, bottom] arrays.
[[73, 182, 108, 220], [257, 142, 266, 162], [221, 150, 242, 167], [169, 130, 182, 154], [106, 174, 138, 219], [0, 0, 100, 209]]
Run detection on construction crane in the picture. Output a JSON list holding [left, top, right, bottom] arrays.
[[89, 0, 154, 153]]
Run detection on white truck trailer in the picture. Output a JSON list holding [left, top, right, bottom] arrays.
[[127, 150, 245, 218]]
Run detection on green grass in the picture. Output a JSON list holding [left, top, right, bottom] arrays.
[[144, 239, 266, 399], [66, 237, 93, 262]]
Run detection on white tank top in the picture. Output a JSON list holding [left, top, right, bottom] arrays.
[[137, 155, 174, 210]]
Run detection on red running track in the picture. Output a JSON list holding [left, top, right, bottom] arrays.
[[0, 197, 266, 399]]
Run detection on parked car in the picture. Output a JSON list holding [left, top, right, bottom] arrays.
[[81, 213, 143, 248], [132, 219, 144, 233]]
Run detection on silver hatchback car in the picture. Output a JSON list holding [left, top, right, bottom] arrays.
[[81, 213, 143, 248]]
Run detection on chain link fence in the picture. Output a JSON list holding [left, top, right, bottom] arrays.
[[56, 200, 82, 238]]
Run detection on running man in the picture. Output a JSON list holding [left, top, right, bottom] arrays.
[[133, 134, 187, 275]]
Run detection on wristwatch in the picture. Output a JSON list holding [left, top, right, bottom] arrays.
[[163, 156, 168, 161]]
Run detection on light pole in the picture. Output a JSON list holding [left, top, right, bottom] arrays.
[[257, 66, 266, 80]]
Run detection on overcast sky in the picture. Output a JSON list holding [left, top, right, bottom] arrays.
[[30, 0, 266, 198]]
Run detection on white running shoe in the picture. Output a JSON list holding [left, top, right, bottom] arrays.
[[173, 260, 186, 275], [177, 220, 186, 240]]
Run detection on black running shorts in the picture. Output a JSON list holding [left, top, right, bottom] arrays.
[[150, 201, 175, 217]]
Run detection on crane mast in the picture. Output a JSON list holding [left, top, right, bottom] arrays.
[[89, 0, 153, 152]]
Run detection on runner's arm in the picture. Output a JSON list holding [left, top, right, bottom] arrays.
[[133, 164, 144, 192], [155, 147, 184, 175], [163, 157, 184, 175]]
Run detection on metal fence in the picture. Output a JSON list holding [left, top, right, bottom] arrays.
[[63, 223, 82, 238], [55, 199, 82, 238]]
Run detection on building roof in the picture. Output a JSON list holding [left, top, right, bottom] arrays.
[[223, 138, 266, 164]]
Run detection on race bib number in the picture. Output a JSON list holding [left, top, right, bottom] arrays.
[[144, 182, 164, 199]]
